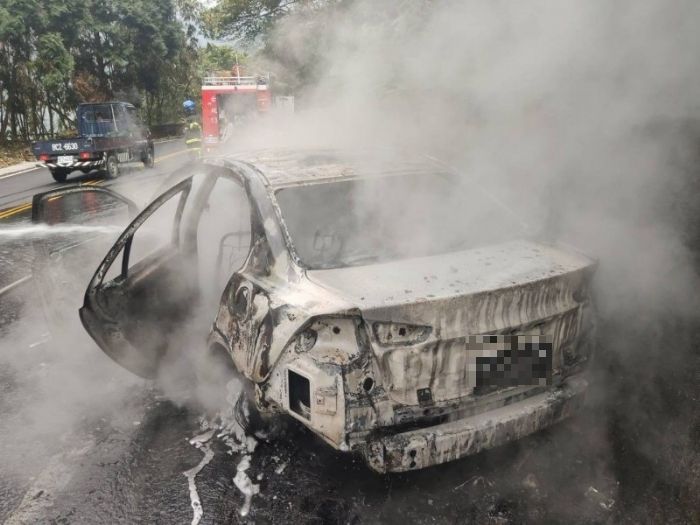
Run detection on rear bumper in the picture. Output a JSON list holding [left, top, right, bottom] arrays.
[[37, 160, 105, 170], [364, 375, 588, 473]]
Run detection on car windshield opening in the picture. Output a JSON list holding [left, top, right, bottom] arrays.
[[275, 171, 525, 270]]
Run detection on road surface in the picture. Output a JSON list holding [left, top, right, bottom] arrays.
[[0, 139, 187, 217], [0, 144, 697, 524]]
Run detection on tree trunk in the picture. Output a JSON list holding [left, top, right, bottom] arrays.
[[0, 95, 7, 138], [93, 32, 111, 97], [49, 103, 54, 136]]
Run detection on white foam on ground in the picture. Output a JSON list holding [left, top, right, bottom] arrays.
[[184, 380, 261, 520], [184, 430, 216, 525], [218, 380, 260, 516], [233, 455, 260, 517]]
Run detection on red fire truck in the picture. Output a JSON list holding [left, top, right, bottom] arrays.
[[201, 68, 272, 149]]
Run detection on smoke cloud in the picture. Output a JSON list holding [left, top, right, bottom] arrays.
[[224, 0, 700, 519], [230, 0, 700, 312], [2, 1, 699, 521], [234, 0, 700, 318]]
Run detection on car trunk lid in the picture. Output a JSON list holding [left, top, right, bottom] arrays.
[[307, 240, 596, 405]]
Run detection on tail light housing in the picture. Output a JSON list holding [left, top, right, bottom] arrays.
[[292, 316, 363, 363], [79, 152, 91, 160], [372, 321, 432, 346], [39, 154, 49, 161]]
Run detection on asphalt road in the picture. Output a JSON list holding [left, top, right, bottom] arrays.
[[0, 139, 192, 294], [0, 143, 697, 524], [0, 139, 188, 217]]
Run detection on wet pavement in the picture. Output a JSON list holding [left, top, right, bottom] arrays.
[[0, 139, 187, 210], [0, 150, 698, 524], [0, 286, 623, 525]]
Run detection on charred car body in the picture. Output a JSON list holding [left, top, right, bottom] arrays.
[[32, 102, 154, 183], [48, 150, 595, 473]]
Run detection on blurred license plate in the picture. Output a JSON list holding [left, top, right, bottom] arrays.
[[470, 335, 552, 394], [57, 155, 74, 164]]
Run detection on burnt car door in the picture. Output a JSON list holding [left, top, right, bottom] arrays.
[[31, 186, 139, 335], [79, 169, 253, 378], [79, 177, 196, 378]]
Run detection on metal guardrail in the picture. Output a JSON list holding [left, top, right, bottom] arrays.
[[202, 75, 269, 87]]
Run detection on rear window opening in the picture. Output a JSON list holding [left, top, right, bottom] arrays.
[[288, 370, 311, 420], [274, 171, 524, 270]]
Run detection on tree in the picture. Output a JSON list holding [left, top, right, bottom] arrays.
[[0, 0, 201, 140], [199, 44, 247, 76], [201, 0, 337, 42], [34, 33, 74, 134]]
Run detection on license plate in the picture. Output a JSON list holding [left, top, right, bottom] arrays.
[[471, 335, 552, 394], [57, 155, 74, 165]]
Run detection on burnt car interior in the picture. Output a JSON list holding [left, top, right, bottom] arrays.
[[79, 167, 253, 378]]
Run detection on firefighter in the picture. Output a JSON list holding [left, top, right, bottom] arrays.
[[182, 100, 201, 157], [184, 118, 202, 156]]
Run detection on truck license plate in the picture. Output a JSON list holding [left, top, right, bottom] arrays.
[[57, 155, 74, 165]]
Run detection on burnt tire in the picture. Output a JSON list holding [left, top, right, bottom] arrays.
[[141, 145, 154, 168], [203, 344, 284, 439], [50, 168, 69, 183], [104, 154, 119, 179], [233, 389, 285, 440]]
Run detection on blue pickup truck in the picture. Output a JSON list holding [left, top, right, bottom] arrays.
[[32, 101, 155, 183]]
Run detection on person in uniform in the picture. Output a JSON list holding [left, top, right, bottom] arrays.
[[182, 100, 201, 157], [184, 118, 201, 156]]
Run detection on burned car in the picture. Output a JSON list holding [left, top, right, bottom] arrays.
[[54, 150, 596, 473]]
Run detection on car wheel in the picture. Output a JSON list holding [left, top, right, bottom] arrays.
[[204, 343, 282, 439], [233, 389, 285, 440], [105, 154, 119, 179], [141, 145, 155, 168], [50, 168, 69, 183]]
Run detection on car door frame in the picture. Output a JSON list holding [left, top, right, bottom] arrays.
[[79, 166, 259, 378], [30, 185, 141, 335], [79, 177, 193, 377]]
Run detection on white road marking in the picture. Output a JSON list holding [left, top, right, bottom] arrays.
[[0, 275, 32, 298], [0, 166, 42, 180]]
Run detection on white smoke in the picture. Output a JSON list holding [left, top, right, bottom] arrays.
[[232, 0, 700, 314]]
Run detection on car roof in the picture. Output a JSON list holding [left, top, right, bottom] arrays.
[[223, 149, 446, 190]]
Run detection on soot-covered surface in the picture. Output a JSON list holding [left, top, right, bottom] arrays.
[[1, 253, 697, 524], [0, 156, 698, 524]]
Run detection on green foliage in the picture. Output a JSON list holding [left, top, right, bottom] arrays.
[[35, 33, 74, 93], [200, 0, 342, 99], [0, 0, 342, 140], [202, 0, 321, 41], [0, 0, 200, 140], [199, 44, 247, 75]]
